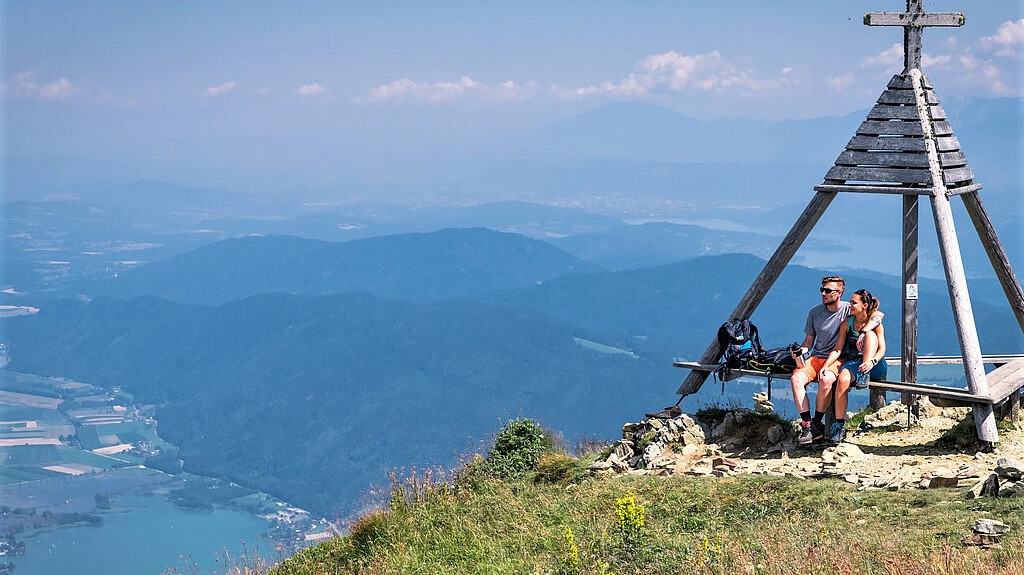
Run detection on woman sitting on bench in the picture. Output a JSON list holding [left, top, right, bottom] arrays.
[[830, 288, 887, 443]]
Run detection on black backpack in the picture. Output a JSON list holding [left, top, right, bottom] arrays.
[[746, 346, 798, 375], [714, 319, 762, 381]]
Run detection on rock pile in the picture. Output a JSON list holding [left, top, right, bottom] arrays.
[[752, 392, 774, 415], [588, 414, 707, 476], [966, 457, 1023, 499], [963, 519, 1010, 548]]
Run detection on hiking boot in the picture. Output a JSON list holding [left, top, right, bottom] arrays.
[[828, 422, 847, 444], [811, 420, 826, 443], [797, 420, 813, 445]]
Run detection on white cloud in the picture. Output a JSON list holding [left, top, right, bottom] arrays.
[[861, 43, 952, 73], [861, 43, 904, 72], [204, 80, 237, 96], [7, 71, 78, 100], [362, 75, 532, 103], [361, 49, 798, 104], [827, 73, 856, 91], [296, 83, 327, 96], [959, 53, 1012, 95], [560, 50, 798, 100], [980, 18, 1024, 57], [922, 53, 952, 68]]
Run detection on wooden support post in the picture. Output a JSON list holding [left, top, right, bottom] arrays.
[[899, 194, 919, 409], [902, 1, 924, 74], [960, 191, 1024, 334], [677, 191, 837, 396], [1011, 389, 1022, 422], [911, 69, 997, 443]]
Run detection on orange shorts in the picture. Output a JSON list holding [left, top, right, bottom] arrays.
[[793, 357, 835, 383]]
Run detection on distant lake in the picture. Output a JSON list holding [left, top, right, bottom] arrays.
[[12, 495, 273, 575]]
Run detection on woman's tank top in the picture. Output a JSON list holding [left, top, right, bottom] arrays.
[[842, 316, 863, 359]]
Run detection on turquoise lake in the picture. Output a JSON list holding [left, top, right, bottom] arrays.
[[11, 495, 273, 575]]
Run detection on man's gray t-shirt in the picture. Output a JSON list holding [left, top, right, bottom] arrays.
[[805, 301, 850, 358]]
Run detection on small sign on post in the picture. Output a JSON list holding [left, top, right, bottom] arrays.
[[906, 283, 919, 300]]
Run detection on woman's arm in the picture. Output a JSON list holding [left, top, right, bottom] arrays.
[[856, 310, 885, 351], [859, 323, 886, 373]]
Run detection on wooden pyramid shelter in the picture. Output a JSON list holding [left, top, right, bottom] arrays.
[[676, 0, 1024, 444]]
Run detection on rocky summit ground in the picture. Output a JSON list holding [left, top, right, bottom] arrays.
[[590, 396, 1024, 497], [273, 399, 1024, 575]]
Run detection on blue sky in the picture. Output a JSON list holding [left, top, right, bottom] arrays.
[[3, 1, 1021, 192]]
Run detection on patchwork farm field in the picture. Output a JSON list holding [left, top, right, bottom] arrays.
[[0, 445, 127, 468]]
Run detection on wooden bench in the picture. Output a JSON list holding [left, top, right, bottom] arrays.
[[673, 356, 1024, 411]]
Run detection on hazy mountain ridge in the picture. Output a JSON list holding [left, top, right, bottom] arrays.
[[76, 228, 598, 304], [484, 253, 1023, 358]]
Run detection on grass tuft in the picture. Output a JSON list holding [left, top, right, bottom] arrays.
[[534, 452, 590, 485]]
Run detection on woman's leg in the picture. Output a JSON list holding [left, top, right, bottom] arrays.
[[862, 330, 879, 368], [835, 368, 853, 417]]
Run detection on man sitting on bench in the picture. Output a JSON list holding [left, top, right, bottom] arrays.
[[791, 275, 849, 445]]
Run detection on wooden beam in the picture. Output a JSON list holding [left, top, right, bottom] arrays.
[[912, 69, 998, 443], [814, 184, 933, 195], [856, 120, 925, 136], [674, 354, 1024, 370], [943, 166, 974, 184], [883, 354, 1024, 365], [937, 151, 967, 167], [888, 74, 932, 90], [959, 192, 1024, 333], [676, 191, 836, 396], [877, 89, 938, 105], [855, 120, 954, 137], [846, 135, 927, 152], [984, 359, 1024, 405], [900, 194, 919, 407], [945, 184, 984, 196], [825, 165, 933, 184], [864, 12, 965, 27], [835, 150, 930, 168], [868, 104, 945, 121]]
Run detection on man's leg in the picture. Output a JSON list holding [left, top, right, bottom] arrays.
[[815, 367, 836, 415], [792, 364, 818, 445], [829, 367, 853, 443], [802, 359, 831, 441], [790, 370, 811, 415]]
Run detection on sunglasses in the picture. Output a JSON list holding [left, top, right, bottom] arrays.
[[819, 287, 840, 295]]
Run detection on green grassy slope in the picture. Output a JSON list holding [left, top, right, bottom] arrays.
[[274, 461, 1024, 575]]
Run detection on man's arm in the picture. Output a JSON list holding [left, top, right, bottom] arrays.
[[863, 310, 884, 333], [797, 309, 815, 355], [824, 318, 848, 370]]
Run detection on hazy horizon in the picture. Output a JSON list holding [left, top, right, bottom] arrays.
[[4, 1, 1021, 197]]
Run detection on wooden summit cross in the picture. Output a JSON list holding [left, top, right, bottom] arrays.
[[675, 0, 1024, 444]]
